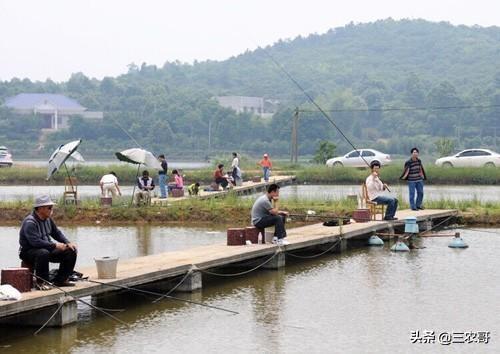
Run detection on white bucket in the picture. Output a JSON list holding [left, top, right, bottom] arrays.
[[94, 256, 119, 279]]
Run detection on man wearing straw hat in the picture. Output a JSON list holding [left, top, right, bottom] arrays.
[[19, 195, 78, 288]]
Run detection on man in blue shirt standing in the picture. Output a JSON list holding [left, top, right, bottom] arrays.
[[158, 154, 168, 199]]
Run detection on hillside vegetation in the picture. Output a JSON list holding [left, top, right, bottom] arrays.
[[1, 19, 499, 158]]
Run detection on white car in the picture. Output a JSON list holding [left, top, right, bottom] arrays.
[[435, 149, 500, 167], [326, 149, 391, 168], [0, 146, 13, 167]]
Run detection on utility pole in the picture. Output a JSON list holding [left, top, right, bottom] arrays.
[[290, 107, 299, 163]]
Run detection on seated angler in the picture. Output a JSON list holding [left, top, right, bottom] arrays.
[[251, 183, 289, 245], [134, 170, 155, 206], [19, 195, 78, 288], [365, 161, 398, 221], [168, 169, 184, 193], [213, 164, 229, 190]]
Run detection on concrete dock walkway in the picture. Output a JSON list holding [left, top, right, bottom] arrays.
[[150, 175, 295, 204], [0, 208, 457, 326]]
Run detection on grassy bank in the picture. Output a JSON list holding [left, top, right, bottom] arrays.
[[1, 196, 499, 227], [1, 162, 499, 185], [290, 164, 500, 185]]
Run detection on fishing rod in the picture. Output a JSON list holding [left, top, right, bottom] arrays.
[[259, 48, 394, 192], [259, 49, 372, 169], [87, 279, 239, 315]]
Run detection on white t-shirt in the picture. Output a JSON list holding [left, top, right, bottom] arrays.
[[365, 174, 384, 200], [231, 157, 239, 168], [100, 174, 118, 185]]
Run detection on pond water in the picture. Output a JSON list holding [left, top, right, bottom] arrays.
[[1, 184, 499, 203], [0, 226, 498, 353]]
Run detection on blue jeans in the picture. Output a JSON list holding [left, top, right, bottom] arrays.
[[159, 174, 167, 198], [373, 196, 398, 219], [408, 180, 424, 210], [263, 167, 271, 182], [254, 214, 287, 239]]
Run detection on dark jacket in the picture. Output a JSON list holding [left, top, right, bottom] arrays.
[[137, 176, 155, 190], [19, 211, 69, 253], [159, 160, 168, 175], [400, 158, 427, 181]]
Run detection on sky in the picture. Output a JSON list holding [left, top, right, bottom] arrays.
[[1, 0, 499, 82]]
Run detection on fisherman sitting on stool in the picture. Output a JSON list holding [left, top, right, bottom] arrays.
[[134, 170, 155, 206], [251, 183, 289, 245], [19, 195, 78, 288]]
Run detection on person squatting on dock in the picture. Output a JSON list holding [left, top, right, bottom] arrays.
[[365, 161, 398, 221], [400, 147, 426, 211], [251, 183, 289, 245], [134, 170, 155, 206], [188, 182, 201, 196], [18, 195, 78, 288]]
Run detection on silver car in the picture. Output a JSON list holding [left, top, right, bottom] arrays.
[[0, 146, 13, 167], [326, 149, 392, 168], [435, 149, 500, 167]]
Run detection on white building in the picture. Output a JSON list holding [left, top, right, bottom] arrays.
[[4, 93, 103, 131], [215, 96, 279, 118]]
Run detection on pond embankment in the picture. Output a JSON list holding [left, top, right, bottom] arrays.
[[0, 197, 498, 226], [1, 164, 499, 185]]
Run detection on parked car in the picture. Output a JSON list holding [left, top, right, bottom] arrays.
[[0, 146, 13, 167], [326, 149, 391, 168], [435, 149, 500, 167]]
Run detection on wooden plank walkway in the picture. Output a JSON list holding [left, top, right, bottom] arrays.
[[150, 175, 295, 204], [0, 208, 457, 321]]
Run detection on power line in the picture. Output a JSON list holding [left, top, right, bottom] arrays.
[[297, 103, 500, 113]]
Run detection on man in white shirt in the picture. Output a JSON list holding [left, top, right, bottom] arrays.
[[365, 161, 398, 220], [231, 152, 242, 186], [100, 171, 122, 198]]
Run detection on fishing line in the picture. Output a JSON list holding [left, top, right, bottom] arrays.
[[107, 115, 143, 149], [87, 279, 239, 315], [31, 273, 128, 327], [258, 48, 372, 168], [298, 103, 500, 113]]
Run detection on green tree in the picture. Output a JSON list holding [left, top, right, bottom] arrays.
[[435, 138, 455, 157], [313, 141, 336, 164]]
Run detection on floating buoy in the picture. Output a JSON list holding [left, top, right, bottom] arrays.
[[448, 232, 468, 248], [391, 240, 410, 252], [368, 235, 384, 246], [404, 216, 419, 234]]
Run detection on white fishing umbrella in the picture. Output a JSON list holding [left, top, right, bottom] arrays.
[[115, 148, 162, 205], [115, 148, 162, 170], [47, 139, 84, 180]]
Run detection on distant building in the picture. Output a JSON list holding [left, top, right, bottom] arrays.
[[215, 96, 279, 118], [4, 93, 103, 131]]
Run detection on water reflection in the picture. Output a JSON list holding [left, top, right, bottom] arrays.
[[0, 225, 225, 270], [0, 228, 498, 353], [2, 184, 499, 202]]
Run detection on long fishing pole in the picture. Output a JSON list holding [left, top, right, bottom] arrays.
[[259, 49, 372, 169], [87, 279, 239, 315], [107, 115, 143, 149], [259, 48, 393, 191]]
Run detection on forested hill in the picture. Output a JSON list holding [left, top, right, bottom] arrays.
[[1, 19, 499, 158], [162, 19, 500, 100]]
